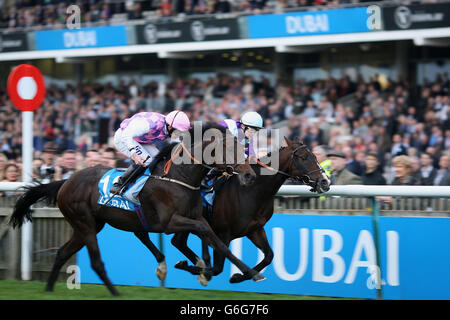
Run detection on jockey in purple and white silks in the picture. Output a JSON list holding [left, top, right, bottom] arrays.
[[110, 110, 191, 195], [220, 111, 264, 159], [201, 111, 264, 191]]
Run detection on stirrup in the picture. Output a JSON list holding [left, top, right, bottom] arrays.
[[110, 182, 124, 195], [201, 181, 214, 192]]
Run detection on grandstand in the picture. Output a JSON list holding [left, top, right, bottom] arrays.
[[0, 2, 448, 175]]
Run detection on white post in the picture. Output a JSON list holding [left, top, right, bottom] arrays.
[[21, 111, 33, 280]]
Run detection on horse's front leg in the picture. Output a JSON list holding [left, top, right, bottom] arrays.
[[134, 231, 167, 281], [230, 227, 273, 283], [166, 215, 265, 284], [171, 231, 213, 286], [174, 235, 227, 283]]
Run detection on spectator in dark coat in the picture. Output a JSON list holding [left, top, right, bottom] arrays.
[[362, 152, 386, 185], [434, 154, 450, 186], [418, 152, 438, 185], [328, 151, 363, 185], [342, 146, 364, 176]]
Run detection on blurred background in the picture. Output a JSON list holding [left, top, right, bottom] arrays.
[[0, 0, 448, 187]]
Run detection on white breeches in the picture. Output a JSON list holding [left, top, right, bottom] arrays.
[[114, 129, 160, 166]]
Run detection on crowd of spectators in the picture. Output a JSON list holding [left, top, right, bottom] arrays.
[[1, 0, 390, 30], [0, 68, 449, 193]]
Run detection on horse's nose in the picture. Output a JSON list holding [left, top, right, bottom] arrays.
[[321, 178, 330, 191]]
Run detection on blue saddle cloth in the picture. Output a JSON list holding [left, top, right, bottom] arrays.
[[97, 168, 150, 211]]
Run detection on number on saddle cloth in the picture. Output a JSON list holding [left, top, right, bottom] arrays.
[[97, 168, 151, 211]]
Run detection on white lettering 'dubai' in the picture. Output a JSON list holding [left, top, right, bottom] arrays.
[[344, 230, 377, 284], [312, 229, 346, 283], [229, 227, 400, 287], [272, 227, 308, 281], [285, 14, 329, 34], [64, 30, 97, 48]]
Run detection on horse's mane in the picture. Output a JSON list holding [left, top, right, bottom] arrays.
[[256, 146, 287, 165], [154, 141, 179, 162], [154, 122, 228, 162], [187, 122, 228, 137]]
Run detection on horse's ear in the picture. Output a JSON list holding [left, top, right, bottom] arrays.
[[294, 137, 303, 144], [284, 136, 293, 148]]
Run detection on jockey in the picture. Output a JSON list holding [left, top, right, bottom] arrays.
[[220, 111, 264, 158], [201, 111, 264, 190], [110, 110, 191, 195]]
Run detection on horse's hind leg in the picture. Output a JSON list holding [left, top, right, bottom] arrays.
[[45, 231, 84, 292], [81, 230, 119, 296], [134, 231, 167, 281]]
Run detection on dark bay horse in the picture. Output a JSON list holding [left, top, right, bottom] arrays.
[[9, 123, 261, 296], [174, 137, 330, 284]]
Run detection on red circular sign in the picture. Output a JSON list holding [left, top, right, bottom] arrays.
[[7, 64, 46, 112]]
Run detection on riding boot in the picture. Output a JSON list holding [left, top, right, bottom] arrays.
[[110, 163, 145, 195]]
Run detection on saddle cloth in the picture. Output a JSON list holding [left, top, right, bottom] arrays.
[[97, 168, 150, 211]]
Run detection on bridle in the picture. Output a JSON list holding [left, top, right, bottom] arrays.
[[253, 144, 325, 188], [290, 144, 325, 190]]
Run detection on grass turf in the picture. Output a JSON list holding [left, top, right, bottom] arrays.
[[0, 279, 347, 300]]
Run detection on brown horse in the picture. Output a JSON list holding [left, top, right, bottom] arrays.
[[9, 123, 261, 296], [174, 137, 330, 284]]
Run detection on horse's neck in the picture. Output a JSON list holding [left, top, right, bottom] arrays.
[[254, 150, 291, 199], [164, 141, 210, 185], [170, 164, 207, 186]]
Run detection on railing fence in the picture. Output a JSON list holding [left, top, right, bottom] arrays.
[[1, 183, 450, 299]]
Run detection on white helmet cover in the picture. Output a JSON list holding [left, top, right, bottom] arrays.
[[241, 111, 264, 129]]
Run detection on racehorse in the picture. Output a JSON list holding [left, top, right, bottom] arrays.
[[9, 123, 261, 296], [174, 137, 330, 284]]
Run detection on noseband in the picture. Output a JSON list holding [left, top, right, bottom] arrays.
[[290, 144, 325, 185], [253, 145, 325, 190]]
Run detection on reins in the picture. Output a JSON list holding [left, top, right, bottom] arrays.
[[251, 144, 325, 183], [251, 156, 295, 180]]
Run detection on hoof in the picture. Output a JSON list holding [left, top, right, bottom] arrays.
[[197, 273, 209, 286], [229, 273, 245, 283], [156, 261, 167, 281], [195, 258, 206, 269], [252, 273, 266, 282], [174, 260, 188, 270], [196, 258, 209, 286]]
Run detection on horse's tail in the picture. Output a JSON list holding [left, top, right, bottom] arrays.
[[9, 180, 67, 228]]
